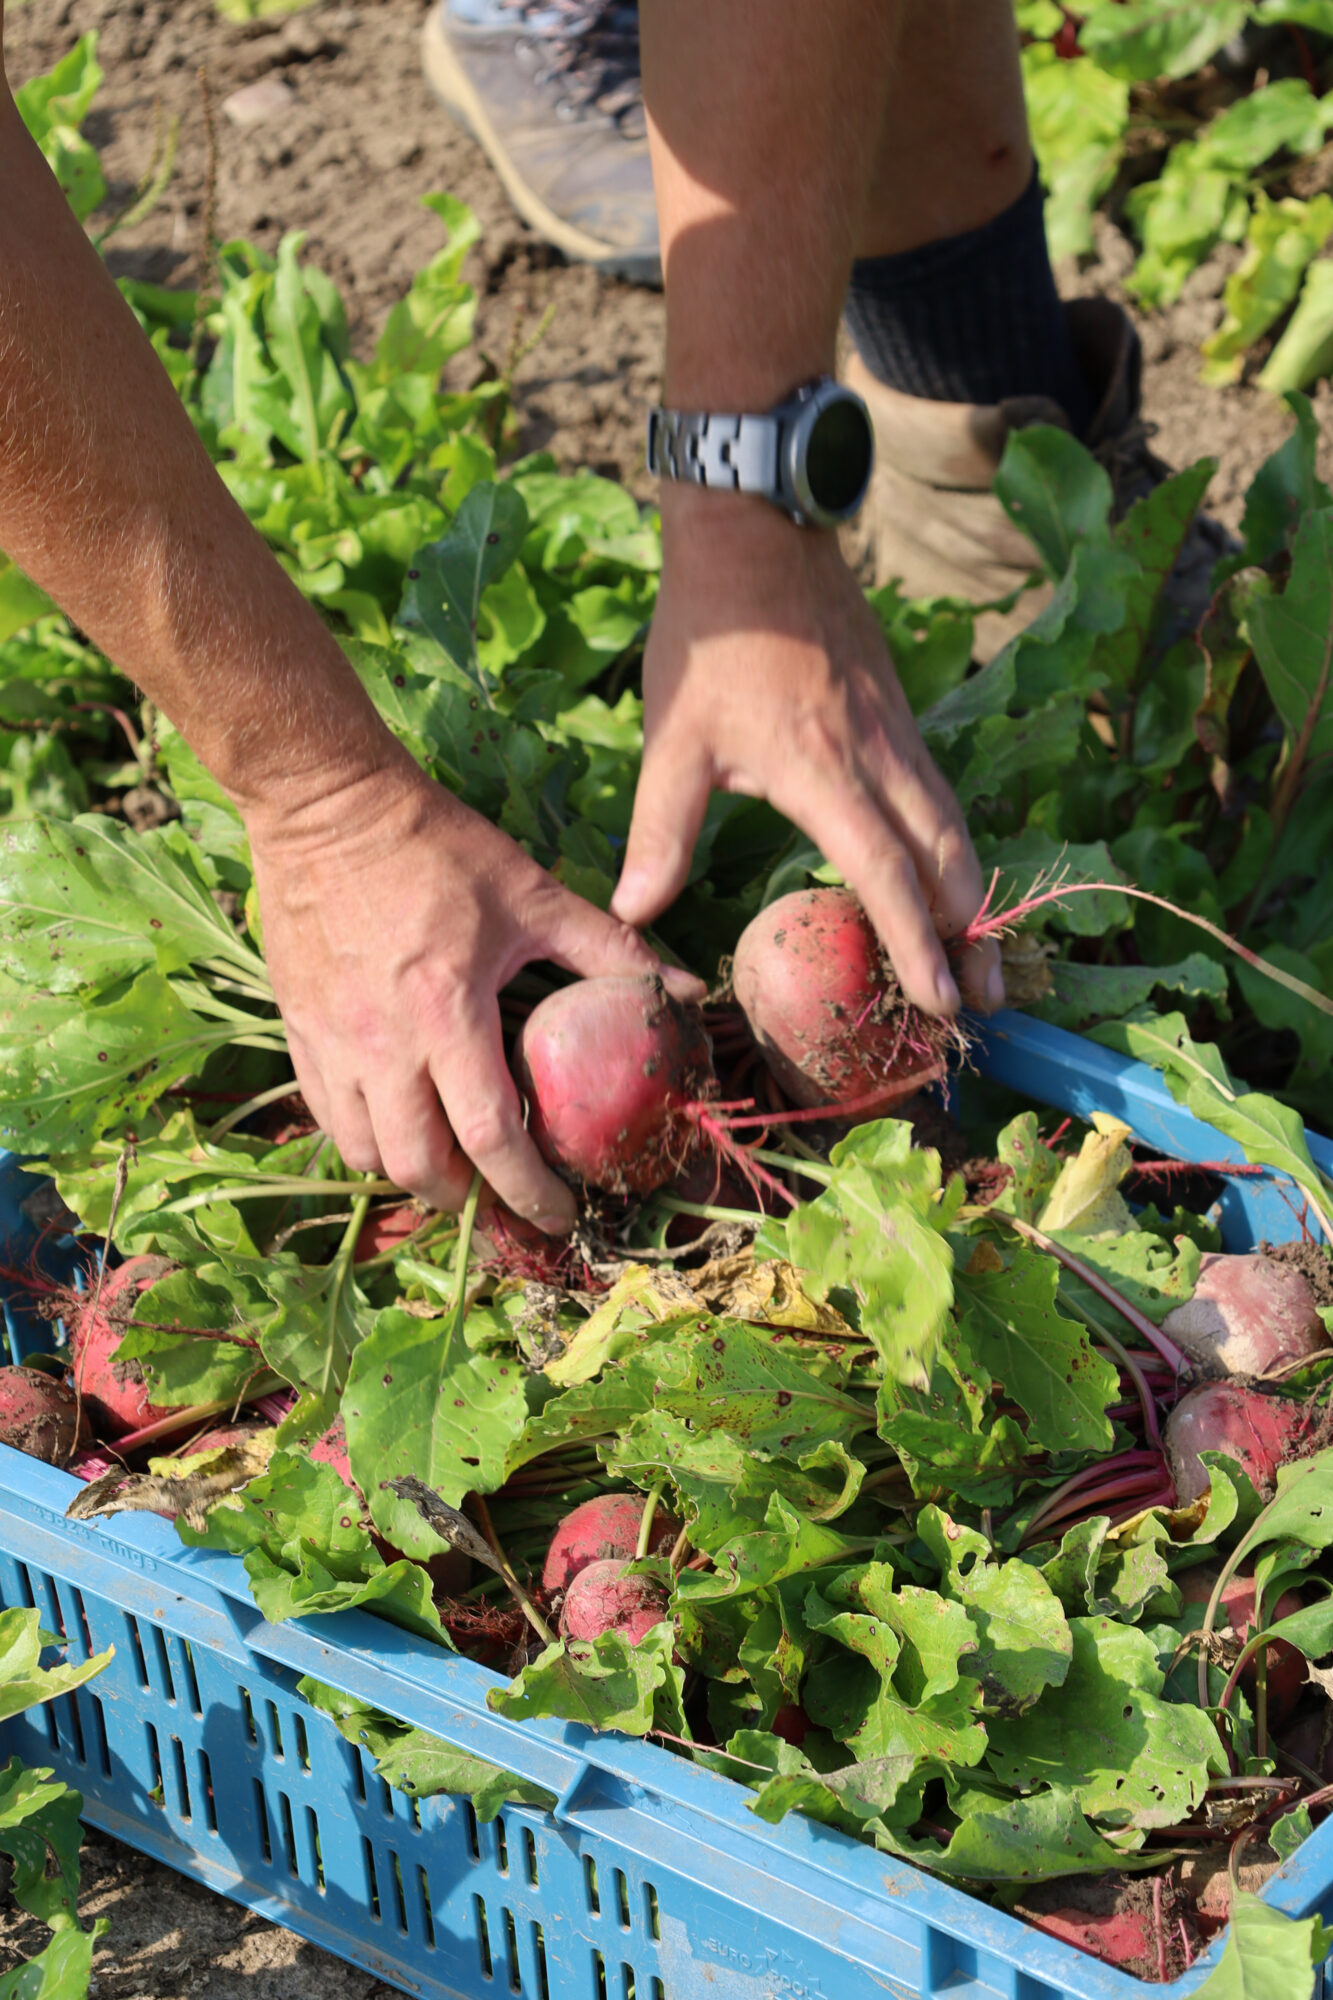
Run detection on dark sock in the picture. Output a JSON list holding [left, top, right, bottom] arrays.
[[844, 169, 1095, 436]]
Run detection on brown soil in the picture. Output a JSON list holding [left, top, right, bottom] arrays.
[[0, 1826, 397, 1998], [1261, 1237, 1333, 1310], [4, 0, 666, 500], [1015, 1868, 1198, 1983], [4, 0, 1332, 1987]]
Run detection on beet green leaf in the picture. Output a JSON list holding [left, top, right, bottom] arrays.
[[298, 1679, 553, 1821], [344, 1307, 530, 1556], [985, 1615, 1225, 1827]]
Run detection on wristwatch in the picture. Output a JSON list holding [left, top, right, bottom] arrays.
[[645, 375, 875, 529]]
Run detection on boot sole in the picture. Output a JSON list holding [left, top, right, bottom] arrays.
[[421, 8, 661, 284]]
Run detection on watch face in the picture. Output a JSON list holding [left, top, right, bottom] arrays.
[[804, 395, 873, 517]]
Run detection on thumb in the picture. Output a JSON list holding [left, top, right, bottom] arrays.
[[611, 732, 712, 929], [533, 879, 707, 1002]]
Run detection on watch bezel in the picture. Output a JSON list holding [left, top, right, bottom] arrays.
[[780, 379, 874, 527]]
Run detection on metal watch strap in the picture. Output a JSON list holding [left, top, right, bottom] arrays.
[[645, 406, 780, 496]]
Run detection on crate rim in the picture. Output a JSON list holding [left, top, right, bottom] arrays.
[[7, 1442, 1333, 2000]]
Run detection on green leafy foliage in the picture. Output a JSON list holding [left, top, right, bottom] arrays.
[[1079, 2, 1248, 81], [13, 34, 106, 222], [1018, 6, 1333, 385], [783, 1121, 958, 1391], [5, 52, 1333, 1981], [0, 1611, 111, 1997], [1191, 1892, 1333, 1999], [344, 1308, 530, 1553], [1022, 43, 1130, 259], [297, 1680, 554, 1819], [180, 1452, 448, 1641], [488, 1623, 685, 1736], [985, 1615, 1225, 1824], [1260, 257, 1333, 393], [1247, 507, 1333, 781], [1201, 195, 1333, 384]]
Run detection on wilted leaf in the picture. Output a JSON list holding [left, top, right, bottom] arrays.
[[65, 1435, 276, 1532], [1038, 1115, 1136, 1238]]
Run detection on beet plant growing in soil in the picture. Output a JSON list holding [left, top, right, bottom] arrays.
[[5, 29, 1333, 2000]]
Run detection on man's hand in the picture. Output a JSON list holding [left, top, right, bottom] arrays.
[[1, 81, 697, 1233], [610, 487, 1002, 1017], [247, 764, 693, 1233]]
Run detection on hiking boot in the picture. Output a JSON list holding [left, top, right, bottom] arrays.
[[422, 0, 659, 282], [843, 297, 1234, 662]]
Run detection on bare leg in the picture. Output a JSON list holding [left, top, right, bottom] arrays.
[[857, 0, 1032, 258], [623, 2, 1002, 1015]]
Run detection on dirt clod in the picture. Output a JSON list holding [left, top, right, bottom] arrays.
[[1261, 1237, 1333, 1311]]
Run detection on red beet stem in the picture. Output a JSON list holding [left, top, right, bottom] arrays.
[[995, 1215, 1191, 1375], [708, 1064, 944, 1130]]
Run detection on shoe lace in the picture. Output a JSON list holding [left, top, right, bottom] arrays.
[[500, 1, 643, 131]]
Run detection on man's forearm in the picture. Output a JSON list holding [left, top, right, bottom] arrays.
[[0, 76, 399, 826], [639, 0, 900, 410]]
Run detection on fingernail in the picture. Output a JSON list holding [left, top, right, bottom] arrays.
[[935, 968, 961, 1015], [537, 1213, 573, 1236], [985, 962, 1007, 1013]]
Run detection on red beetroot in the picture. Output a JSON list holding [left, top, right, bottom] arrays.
[[69, 1256, 177, 1438], [355, 1203, 427, 1262], [514, 975, 715, 1196], [732, 889, 947, 1113], [771, 1704, 811, 1748], [1165, 1382, 1308, 1505], [0, 1365, 85, 1464], [1024, 1908, 1154, 1974], [542, 1493, 680, 1593], [1162, 1253, 1328, 1379], [311, 1416, 354, 1486], [559, 1559, 670, 1645], [1178, 1565, 1307, 1718]]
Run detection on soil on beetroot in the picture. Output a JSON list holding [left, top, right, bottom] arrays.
[[4, 0, 1333, 1989], [1262, 1237, 1333, 1310]]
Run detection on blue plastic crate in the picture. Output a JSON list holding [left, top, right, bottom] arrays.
[[2, 1011, 1332, 2000]]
